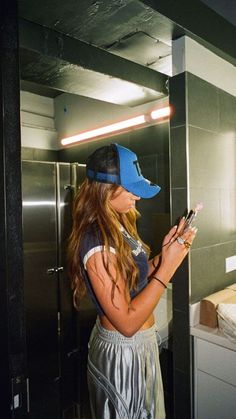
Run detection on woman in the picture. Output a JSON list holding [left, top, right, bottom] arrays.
[[68, 143, 197, 419]]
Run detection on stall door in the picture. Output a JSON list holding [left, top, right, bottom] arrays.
[[22, 161, 61, 419]]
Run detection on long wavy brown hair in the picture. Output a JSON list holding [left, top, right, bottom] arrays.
[[68, 178, 150, 310]]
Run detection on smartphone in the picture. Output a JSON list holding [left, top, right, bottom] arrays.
[[180, 203, 203, 234]]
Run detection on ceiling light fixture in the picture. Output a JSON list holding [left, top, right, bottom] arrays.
[[61, 115, 146, 146], [150, 106, 170, 120], [61, 106, 170, 146]]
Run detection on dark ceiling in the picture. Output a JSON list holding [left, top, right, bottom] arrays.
[[18, 0, 236, 106]]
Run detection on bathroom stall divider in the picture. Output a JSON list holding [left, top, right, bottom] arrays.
[[22, 160, 96, 419]]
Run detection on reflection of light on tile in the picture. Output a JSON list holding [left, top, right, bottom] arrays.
[[221, 190, 236, 234], [220, 135, 236, 234], [23, 201, 66, 207]]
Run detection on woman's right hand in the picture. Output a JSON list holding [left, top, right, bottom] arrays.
[[158, 220, 197, 282]]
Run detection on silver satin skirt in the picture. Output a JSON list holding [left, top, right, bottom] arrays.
[[87, 318, 166, 419]]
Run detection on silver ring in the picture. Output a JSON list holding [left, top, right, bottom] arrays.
[[177, 236, 185, 245]]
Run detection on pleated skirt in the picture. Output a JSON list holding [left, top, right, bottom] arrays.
[[87, 318, 166, 419]]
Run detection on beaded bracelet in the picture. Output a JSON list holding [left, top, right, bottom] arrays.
[[152, 276, 167, 289]]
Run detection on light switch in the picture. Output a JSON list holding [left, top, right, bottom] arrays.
[[225, 255, 236, 273]]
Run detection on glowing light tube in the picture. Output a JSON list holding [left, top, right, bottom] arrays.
[[23, 201, 66, 207], [61, 115, 146, 146], [150, 106, 170, 120]]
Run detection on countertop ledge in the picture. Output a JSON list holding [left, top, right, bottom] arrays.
[[190, 323, 236, 351]]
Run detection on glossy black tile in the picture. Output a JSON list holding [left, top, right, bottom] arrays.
[[172, 309, 190, 373], [130, 123, 169, 156], [172, 258, 189, 312], [170, 126, 187, 188], [190, 242, 236, 304], [138, 213, 170, 256], [171, 188, 188, 226], [188, 126, 232, 189], [173, 369, 192, 419], [139, 154, 158, 182], [169, 73, 186, 128], [189, 186, 221, 248], [219, 89, 236, 134], [187, 73, 219, 132]]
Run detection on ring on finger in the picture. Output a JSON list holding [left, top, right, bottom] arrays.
[[177, 236, 185, 245], [184, 241, 191, 249]]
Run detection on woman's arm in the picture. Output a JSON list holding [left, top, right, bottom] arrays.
[[147, 254, 161, 278], [86, 220, 197, 337], [147, 223, 180, 277]]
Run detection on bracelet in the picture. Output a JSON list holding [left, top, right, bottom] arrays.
[[152, 276, 167, 289]]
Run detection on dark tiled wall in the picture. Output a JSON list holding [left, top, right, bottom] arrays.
[[170, 72, 236, 304], [188, 73, 236, 302], [59, 123, 171, 256], [169, 72, 236, 419]]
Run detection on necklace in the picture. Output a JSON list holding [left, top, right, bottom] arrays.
[[119, 225, 145, 256]]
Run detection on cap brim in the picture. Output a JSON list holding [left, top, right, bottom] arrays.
[[122, 179, 161, 199]]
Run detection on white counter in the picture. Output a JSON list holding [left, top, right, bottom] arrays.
[[190, 301, 236, 351], [190, 323, 236, 351]]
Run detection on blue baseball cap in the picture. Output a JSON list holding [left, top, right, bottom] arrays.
[[86, 143, 161, 199]]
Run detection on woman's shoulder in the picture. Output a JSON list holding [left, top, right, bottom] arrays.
[[80, 223, 103, 256], [82, 222, 103, 241]]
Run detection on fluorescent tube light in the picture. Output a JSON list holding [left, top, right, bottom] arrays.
[[61, 115, 146, 146], [150, 106, 170, 120], [60, 106, 170, 146]]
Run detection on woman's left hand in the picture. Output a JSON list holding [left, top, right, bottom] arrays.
[[159, 219, 197, 280]]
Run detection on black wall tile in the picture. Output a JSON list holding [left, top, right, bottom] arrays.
[[170, 71, 236, 419], [170, 126, 187, 188], [191, 243, 236, 303], [172, 258, 189, 312], [171, 187, 188, 226], [189, 186, 221, 248], [139, 154, 158, 183], [189, 126, 236, 189], [219, 89, 236, 134], [173, 369, 192, 419], [187, 77, 236, 303], [187, 73, 219, 132], [169, 73, 186, 128], [172, 309, 190, 373], [130, 123, 169, 156]]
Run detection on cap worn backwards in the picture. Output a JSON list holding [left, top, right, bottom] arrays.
[[86, 143, 161, 199]]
